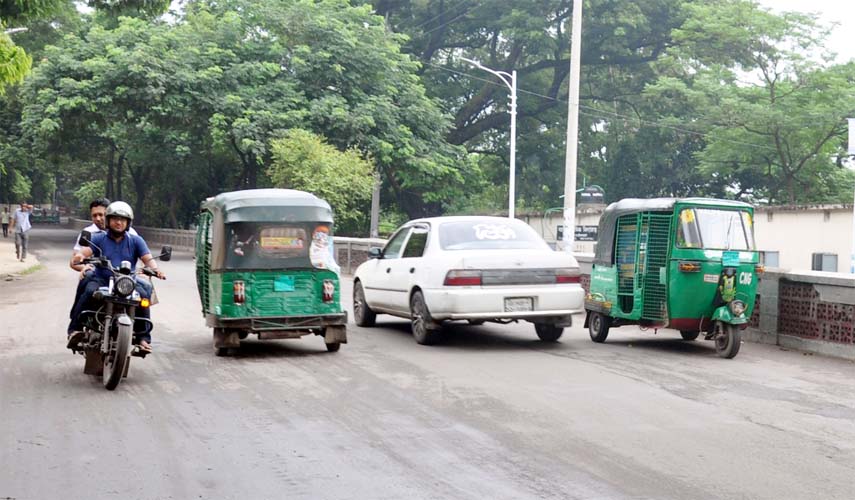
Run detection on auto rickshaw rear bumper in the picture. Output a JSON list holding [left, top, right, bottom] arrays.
[[207, 312, 348, 331]]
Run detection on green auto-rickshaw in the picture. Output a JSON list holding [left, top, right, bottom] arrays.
[[194, 189, 347, 355], [584, 198, 760, 358]]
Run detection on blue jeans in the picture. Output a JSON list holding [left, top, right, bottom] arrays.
[[68, 276, 154, 343]]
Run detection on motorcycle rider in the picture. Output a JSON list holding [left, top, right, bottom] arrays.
[[67, 201, 165, 353]]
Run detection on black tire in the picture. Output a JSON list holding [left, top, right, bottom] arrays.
[[534, 323, 563, 342], [103, 321, 132, 390], [325, 342, 341, 352], [588, 312, 610, 343], [214, 347, 231, 357], [353, 281, 376, 327], [680, 330, 700, 341], [410, 290, 442, 345], [714, 322, 742, 359]]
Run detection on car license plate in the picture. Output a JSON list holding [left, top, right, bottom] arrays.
[[504, 297, 533, 312]]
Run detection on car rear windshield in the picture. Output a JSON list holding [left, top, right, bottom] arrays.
[[439, 220, 549, 250]]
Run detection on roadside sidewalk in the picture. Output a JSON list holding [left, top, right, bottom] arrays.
[[0, 237, 41, 279]]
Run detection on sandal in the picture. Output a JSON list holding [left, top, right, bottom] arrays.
[[138, 340, 153, 353], [67, 331, 85, 350]]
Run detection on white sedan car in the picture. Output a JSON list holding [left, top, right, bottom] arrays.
[[352, 216, 585, 344]]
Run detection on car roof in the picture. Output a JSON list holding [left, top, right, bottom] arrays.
[[405, 215, 526, 226]]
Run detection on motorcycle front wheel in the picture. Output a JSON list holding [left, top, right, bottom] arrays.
[[103, 321, 132, 390]]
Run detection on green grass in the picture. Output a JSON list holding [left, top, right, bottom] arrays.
[[21, 264, 44, 275]]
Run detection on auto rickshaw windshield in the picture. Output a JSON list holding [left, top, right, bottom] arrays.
[[677, 208, 755, 250]]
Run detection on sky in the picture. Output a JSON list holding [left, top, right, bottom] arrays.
[[755, 0, 855, 63]]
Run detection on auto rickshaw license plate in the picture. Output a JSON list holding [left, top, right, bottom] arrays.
[[504, 297, 533, 312]]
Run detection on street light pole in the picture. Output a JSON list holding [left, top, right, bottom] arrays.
[[562, 0, 583, 253], [460, 57, 518, 219], [3, 27, 28, 35]]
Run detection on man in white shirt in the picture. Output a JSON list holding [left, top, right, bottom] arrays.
[[9, 202, 33, 262]]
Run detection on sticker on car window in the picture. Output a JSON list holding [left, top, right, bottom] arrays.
[[473, 224, 517, 240]]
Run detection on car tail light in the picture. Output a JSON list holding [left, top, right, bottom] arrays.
[[322, 279, 335, 303], [233, 281, 245, 305], [443, 270, 482, 286], [555, 268, 581, 284]]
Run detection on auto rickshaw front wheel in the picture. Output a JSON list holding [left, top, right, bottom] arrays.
[[713, 321, 741, 359], [588, 312, 610, 343]]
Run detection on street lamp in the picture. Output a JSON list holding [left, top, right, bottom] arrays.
[[460, 57, 518, 219], [3, 27, 28, 35]]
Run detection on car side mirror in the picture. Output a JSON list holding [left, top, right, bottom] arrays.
[[160, 246, 173, 262], [368, 247, 383, 259], [79, 230, 92, 247]]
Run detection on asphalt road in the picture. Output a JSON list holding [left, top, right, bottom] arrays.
[[2, 227, 855, 500]]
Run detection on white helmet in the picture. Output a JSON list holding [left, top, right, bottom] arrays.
[[106, 201, 134, 226]]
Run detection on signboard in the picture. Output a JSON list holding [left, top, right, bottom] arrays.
[[557, 225, 598, 242]]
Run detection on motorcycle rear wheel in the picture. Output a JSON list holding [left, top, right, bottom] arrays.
[[103, 322, 132, 390]]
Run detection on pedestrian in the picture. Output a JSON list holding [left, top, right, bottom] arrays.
[[9, 202, 33, 262], [1, 208, 9, 237]]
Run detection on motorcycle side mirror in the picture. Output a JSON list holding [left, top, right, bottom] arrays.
[[79, 230, 92, 247], [159, 246, 173, 262], [368, 247, 383, 259]]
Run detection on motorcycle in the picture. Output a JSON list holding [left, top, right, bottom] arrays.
[[68, 230, 171, 390]]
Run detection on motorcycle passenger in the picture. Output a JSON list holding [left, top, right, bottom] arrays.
[[67, 201, 165, 353]]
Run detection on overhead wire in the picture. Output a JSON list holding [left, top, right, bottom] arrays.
[[422, 61, 853, 153]]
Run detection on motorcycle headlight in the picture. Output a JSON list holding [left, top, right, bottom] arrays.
[[729, 300, 746, 317], [115, 276, 135, 297]]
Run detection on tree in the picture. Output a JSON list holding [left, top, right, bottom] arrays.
[[269, 129, 374, 234], [645, 0, 855, 204]]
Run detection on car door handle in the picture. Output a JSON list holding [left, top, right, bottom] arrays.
[[409, 268, 415, 273]]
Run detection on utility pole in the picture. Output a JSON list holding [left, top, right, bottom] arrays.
[[562, 0, 583, 253], [370, 170, 380, 238], [848, 118, 855, 273], [460, 57, 518, 219]]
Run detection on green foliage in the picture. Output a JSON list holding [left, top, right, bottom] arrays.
[[0, 34, 32, 92], [269, 129, 374, 235]]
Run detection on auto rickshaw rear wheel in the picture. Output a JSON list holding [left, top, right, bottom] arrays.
[[588, 312, 610, 343], [680, 330, 700, 341], [713, 321, 741, 359], [534, 323, 563, 342]]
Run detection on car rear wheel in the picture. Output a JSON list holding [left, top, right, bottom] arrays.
[[410, 290, 442, 345], [534, 323, 563, 342], [353, 281, 376, 327]]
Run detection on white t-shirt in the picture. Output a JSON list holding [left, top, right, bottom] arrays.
[[13, 208, 31, 233], [74, 224, 139, 252]]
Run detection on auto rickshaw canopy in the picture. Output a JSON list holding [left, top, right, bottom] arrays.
[[593, 197, 753, 266]]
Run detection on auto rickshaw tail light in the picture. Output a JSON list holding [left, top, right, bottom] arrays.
[[233, 281, 246, 305], [555, 268, 581, 284], [322, 279, 335, 303], [678, 261, 701, 272], [755, 265, 765, 274], [444, 270, 482, 286]]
